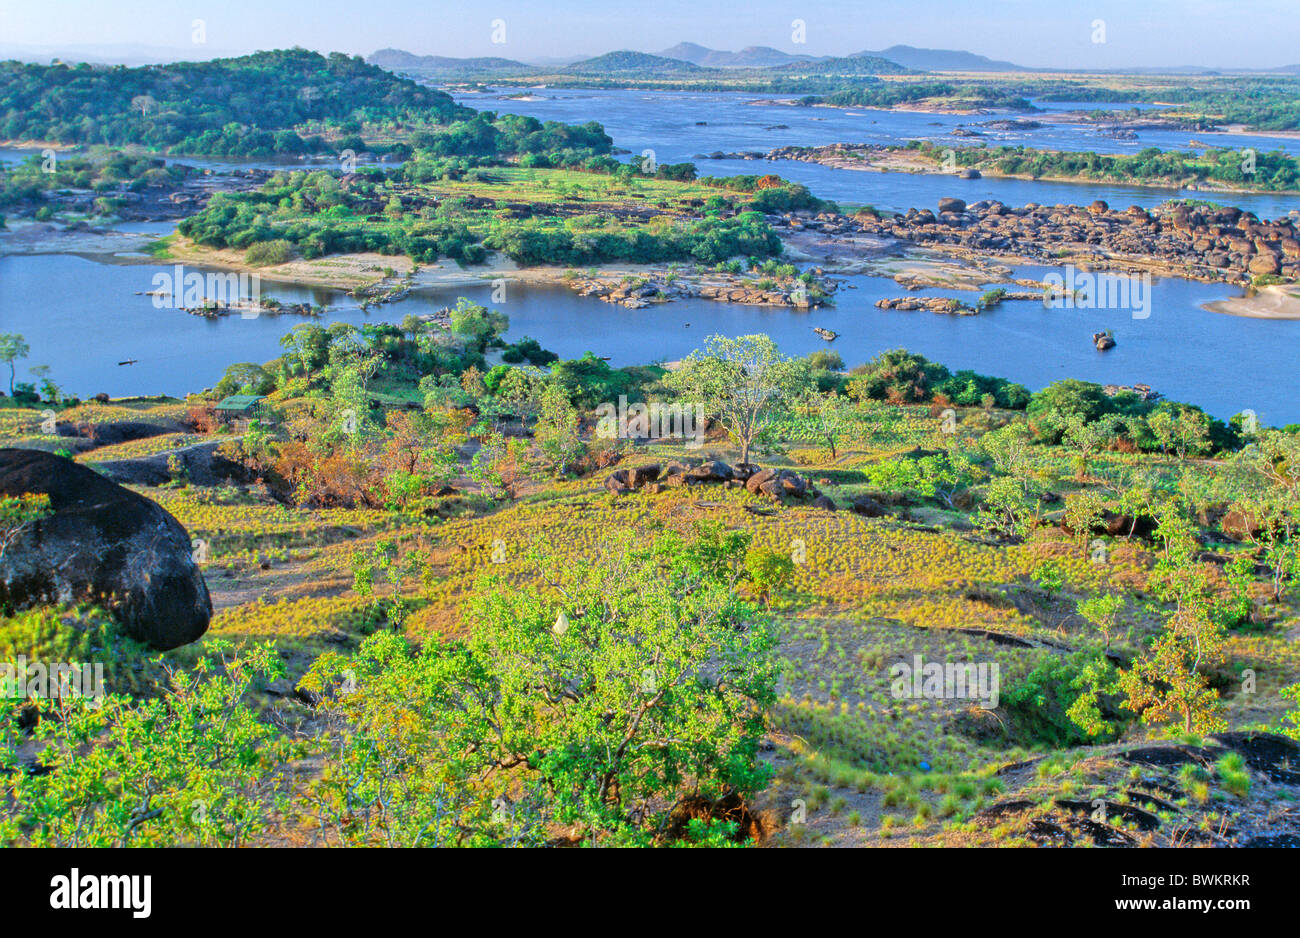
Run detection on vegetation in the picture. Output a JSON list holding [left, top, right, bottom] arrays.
[[905, 140, 1300, 192], [0, 49, 470, 157], [178, 163, 786, 267]]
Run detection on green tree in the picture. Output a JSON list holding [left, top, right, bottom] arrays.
[[1077, 592, 1124, 649], [744, 546, 796, 605], [0, 333, 30, 396], [300, 527, 776, 846], [532, 383, 585, 476], [0, 642, 285, 847], [665, 334, 806, 465]]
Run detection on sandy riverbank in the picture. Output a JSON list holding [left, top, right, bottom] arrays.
[[161, 237, 714, 292], [1203, 284, 1300, 319]]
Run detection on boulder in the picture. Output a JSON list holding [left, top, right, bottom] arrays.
[[605, 464, 661, 492], [851, 496, 890, 517], [1248, 253, 1281, 276], [1222, 507, 1263, 540], [91, 442, 250, 487], [745, 468, 778, 494], [627, 463, 661, 486], [937, 197, 966, 215], [56, 418, 188, 448], [1100, 510, 1158, 539], [777, 470, 807, 496], [0, 449, 211, 650], [685, 460, 733, 483], [731, 462, 761, 481], [812, 495, 837, 511]]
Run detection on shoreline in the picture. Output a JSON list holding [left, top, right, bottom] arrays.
[[157, 237, 837, 310], [770, 144, 1300, 198], [1203, 284, 1300, 319]]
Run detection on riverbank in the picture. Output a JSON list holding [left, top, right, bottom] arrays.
[[1203, 283, 1300, 319], [769, 143, 1300, 198], [158, 236, 837, 309]]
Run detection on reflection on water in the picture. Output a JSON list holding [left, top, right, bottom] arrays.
[[3, 252, 1293, 424]]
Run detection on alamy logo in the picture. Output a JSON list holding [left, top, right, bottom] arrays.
[[0, 657, 103, 700], [889, 654, 1000, 709], [149, 265, 261, 315], [1042, 265, 1151, 320], [50, 869, 151, 918], [594, 396, 706, 449]]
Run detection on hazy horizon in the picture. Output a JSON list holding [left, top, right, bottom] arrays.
[[2, 0, 1298, 70]]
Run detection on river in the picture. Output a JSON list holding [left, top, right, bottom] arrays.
[[1, 88, 1296, 422]]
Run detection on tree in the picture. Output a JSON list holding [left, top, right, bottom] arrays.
[[1026, 378, 1112, 442], [494, 366, 546, 423], [1282, 682, 1300, 743], [1120, 501, 1228, 734], [979, 423, 1037, 493], [845, 348, 949, 404], [976, 474, 1042, 539], [1063, 489, 1107, 546], [805, 391, 855, 461], [1077, 592, 1124, 649], [299, 526, 777, 846], [665, 334, 806, 465], [744, 546, 796, 605], [1062, 413, 1119, 480], [1230, 430, 1300, 601], [0, 334, 29, 396], [1148, 405, 1211, 459], [1118, 606, 1226, 734], [0, 642, 284, 847], [532, 384, 585, 476]]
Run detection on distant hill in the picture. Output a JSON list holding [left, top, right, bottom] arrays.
[[0, 49, 471, 156], [564, 51, 703, 74], [368, 48, 535, 74], [851, 44, 1026, 72], [776, 54, 914, 76], [658, 42, 811, 68]]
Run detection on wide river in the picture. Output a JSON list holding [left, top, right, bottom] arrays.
[[1, 88, 1297, 422]]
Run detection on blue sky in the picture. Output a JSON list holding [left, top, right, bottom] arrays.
[[2, 0, 1297, 68]]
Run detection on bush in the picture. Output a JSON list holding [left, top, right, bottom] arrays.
[[244, 239, 294, 266]]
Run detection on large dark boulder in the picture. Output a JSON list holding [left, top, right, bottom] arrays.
[[604, 463, 661, 495], [92, 442, 250, 487], [685, 461, 733, 483], [851, 496, 890, 517], [0, 449, 211, 650]]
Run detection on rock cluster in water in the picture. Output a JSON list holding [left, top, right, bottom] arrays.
[[848, 199, 1300, 286]]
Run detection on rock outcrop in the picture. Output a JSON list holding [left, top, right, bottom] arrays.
[[605, 459, 830, 506], [0, 449, 212, 650], [91, 441, 251, 487]]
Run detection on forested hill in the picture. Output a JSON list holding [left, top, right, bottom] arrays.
[[0, 49, 473, 156]]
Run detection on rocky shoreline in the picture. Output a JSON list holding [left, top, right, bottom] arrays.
[[565, 269, 835, 309], [757, 196, 1300, 288]]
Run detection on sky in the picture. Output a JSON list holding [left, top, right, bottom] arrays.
[[1, 0, 1297, 69]]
